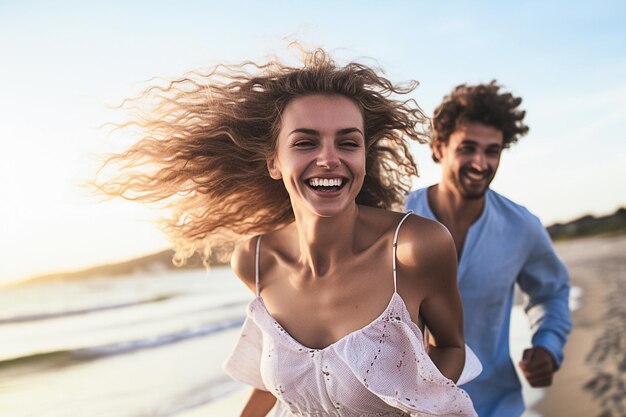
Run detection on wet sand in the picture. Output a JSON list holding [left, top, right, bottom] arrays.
[[176, 388, 249, 417], [532, 234, 626, 417]]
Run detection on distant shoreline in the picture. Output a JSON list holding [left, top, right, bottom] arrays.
[[547, 207, 626, 241], [10, 207, 625, 288]]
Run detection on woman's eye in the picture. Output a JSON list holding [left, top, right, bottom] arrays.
[[292, 140, 315, 148], [340, 141, 360, 148]]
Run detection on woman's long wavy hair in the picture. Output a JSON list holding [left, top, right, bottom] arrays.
[[97, 49, 428, 265]]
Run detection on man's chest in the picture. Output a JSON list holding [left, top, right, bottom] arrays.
[[457, 233, 530, 300]]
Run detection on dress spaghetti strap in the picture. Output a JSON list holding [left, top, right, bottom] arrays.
[[393, 211, 414, 293], [255, 235, 262, 297]]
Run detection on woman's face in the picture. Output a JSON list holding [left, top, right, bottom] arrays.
[[268, 94, 366, 218]]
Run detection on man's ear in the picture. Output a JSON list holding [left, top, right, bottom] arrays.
[[432, 139, 446, 162], [267, 158, 282, 180]]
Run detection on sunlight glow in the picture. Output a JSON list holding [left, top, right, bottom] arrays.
[[1, 1, 625, 284]]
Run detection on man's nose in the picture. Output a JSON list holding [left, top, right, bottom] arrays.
[[470, 152, 488, 171]]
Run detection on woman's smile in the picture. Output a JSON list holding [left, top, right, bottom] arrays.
[[305, 176, 349, 195]]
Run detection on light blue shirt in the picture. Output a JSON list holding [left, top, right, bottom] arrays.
[[406, 188, 572, 417]]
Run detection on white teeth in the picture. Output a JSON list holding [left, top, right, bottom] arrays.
[[308, 178, 343, 187], [466, 172, 485, 180]]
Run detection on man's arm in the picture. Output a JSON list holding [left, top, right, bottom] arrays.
[[517, 216, 572, 386]]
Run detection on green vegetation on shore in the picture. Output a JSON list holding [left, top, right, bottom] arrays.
[[547, 207, 626, 241]]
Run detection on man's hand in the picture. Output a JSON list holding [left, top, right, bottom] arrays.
[[518, 347, 557, 387]]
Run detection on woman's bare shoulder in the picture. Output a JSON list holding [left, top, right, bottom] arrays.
[[395, 214, 457, 278], [358, 206, 409, 234], [230, 236, 260, 293], [230, 227, 289, 294]]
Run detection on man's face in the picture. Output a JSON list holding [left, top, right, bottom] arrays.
[[434, 122, 504, 200]]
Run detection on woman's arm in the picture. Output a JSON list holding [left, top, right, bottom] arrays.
[[397, 217, 466, 382], [239, 389, 277, 417], [231, 239, 277, 416]]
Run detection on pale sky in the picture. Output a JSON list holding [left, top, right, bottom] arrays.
[[1, 1, 625, 285]]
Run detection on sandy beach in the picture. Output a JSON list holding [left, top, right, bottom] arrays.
[[532, 233, 626, 417]]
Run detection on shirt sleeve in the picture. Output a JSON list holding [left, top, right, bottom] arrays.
[[517, 216, 573, 368], [222, 316, 268, 391]]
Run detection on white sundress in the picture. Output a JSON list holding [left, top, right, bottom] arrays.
[[223, 212, 482, 416]]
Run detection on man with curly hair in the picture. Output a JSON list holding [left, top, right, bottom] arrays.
[[406, 81, 572, 417]]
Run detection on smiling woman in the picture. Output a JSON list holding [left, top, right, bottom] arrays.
[[96, 49, 425, 266], [97, 48, 482, 417]]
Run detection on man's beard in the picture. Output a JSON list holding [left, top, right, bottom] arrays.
[[454, 166, 494, 200]]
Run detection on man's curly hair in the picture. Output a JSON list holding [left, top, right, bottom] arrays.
[[431, 81, 529, 162]]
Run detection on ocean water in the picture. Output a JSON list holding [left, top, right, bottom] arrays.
[[0, 268, 580, 417], [0, 267, 249, 417]]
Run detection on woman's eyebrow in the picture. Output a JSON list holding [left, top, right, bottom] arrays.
[[288, 127, 364, 136], [337, 127, 363, 136], [289, 128, 318, 136]]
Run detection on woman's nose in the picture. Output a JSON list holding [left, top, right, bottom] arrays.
[[316, 145, 340, 169]]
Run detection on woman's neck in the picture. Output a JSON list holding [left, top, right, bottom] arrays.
[[291, 204, 360, 278]]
